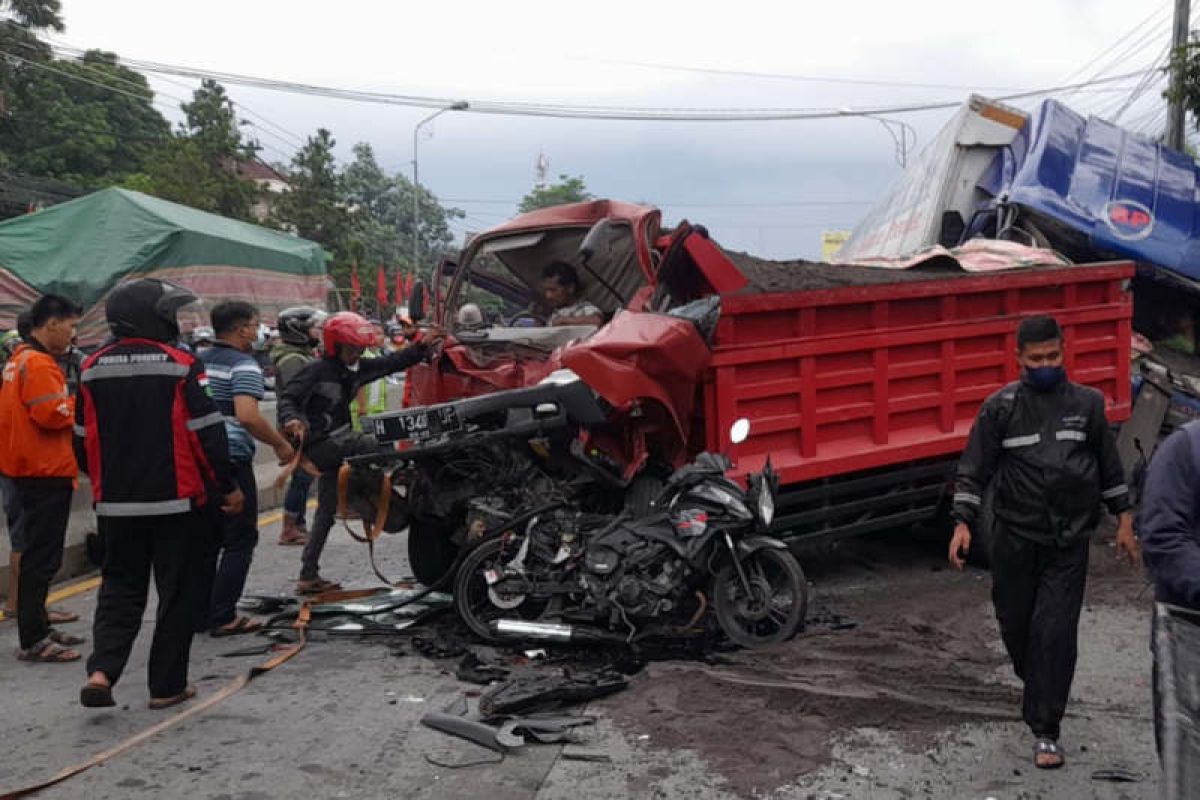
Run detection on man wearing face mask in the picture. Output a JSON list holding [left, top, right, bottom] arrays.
[[948, 314, 1136, 770], [198, 302, 295, 636], [277, 311, 443, 594]]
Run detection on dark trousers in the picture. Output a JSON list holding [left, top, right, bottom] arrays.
[[208, 462, 259, 628], [87, 511, 203, 698], [12, 478, 73, 650], [283, 470, 313, 527], [991, 524, 1090, 740], [300, 472, 338, 581]]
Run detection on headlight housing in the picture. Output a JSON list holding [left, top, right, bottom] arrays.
[[757, 482, 776, 527]]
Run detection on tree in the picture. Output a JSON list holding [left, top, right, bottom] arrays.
[[1169, 36, 1200, 137], [0, 50, 170, 185], [274, 128, 350, 261], [130, 79, 260, 220], [339, 142, 463, 278], [518, 174, 593, 212]]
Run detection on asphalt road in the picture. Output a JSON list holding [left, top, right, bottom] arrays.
[[0, 516, 1161, 799]]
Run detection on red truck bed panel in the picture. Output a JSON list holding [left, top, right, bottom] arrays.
[[708, 262, 1134, 485]]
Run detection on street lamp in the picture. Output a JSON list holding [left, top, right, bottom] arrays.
[[411, 101, 468, 288], [864, 114, 917, 168], [839, 109, 917, 168]]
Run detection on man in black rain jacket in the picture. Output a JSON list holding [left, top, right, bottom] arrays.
[[949, 315, 1137, 769]]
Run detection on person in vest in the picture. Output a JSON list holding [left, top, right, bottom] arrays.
[[949, 314, 1137, 769], [271, 306, 326, 546], [75, 279, 243, 710], [0, 295, 83, 663]]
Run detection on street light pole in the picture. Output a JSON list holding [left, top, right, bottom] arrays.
[[411, 101, 468, 289]]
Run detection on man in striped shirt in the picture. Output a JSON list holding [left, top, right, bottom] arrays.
[[199, 302, 294, 637]]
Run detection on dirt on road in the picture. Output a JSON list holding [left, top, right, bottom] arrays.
[[599, 530, 1156, 798]]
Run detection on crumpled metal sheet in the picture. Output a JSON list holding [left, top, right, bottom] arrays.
[[309, 588, 452, 617], [479, 668, 628, 718]]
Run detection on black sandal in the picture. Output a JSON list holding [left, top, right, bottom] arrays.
[[1034, 738, 1064, 769], [80, 681, 115, 708]]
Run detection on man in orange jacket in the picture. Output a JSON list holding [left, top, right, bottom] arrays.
[[0, 294, 83, 662]]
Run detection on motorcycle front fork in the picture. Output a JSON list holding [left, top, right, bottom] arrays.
[[724, 532, 755, 594]]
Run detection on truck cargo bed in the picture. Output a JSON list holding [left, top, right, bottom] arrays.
[[707, 262, 1134, 487]]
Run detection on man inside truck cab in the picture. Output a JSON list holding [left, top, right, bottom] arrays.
[[949, 315, 1138, 770], [540, 261, 603, 326]]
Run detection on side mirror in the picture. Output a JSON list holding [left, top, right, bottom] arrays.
[[408, 280, 426, 321], [578, 218, 618, 268], [730, 418, 751, 445]]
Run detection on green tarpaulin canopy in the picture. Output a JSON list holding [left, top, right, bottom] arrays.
[[0, 188, 327, 344]]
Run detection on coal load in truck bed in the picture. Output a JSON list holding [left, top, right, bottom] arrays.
[[723, 249, 990, 294]]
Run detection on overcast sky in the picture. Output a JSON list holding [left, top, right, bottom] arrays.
[[55, 0, 1178, 258]]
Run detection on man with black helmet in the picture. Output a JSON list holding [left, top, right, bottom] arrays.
[[75, 278, 244, 710], [278, 311, 441, 594], [271, 306, 326, 546]]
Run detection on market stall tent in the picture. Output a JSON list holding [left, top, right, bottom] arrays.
[[0, 187, 327, 344]]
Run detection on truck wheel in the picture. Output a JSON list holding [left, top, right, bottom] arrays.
[[624, 476, 664, 515], [967, 485, 997, 569], [407, 517, 459, 587]]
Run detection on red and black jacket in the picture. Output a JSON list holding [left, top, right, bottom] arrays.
[[74, 338, 235, 517]]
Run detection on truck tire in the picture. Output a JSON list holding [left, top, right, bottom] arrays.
[[968, 485, 997, 569], [407, 517, 460, 587]]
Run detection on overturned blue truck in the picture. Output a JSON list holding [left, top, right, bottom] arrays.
[[839, 94, 1200, 468]]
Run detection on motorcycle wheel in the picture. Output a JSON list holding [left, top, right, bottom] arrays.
[[407, 517, 460, 587], [453, 535, 550, 641], [712, 548, 808, 648]]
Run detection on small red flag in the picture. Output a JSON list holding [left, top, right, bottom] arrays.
[[376, 264, 388, 312], [350, 263, 361, 310], [395, 271, 404, 312], [404, 272, 414, 300]]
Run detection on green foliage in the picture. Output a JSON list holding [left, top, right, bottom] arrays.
[[336, 142, 463, 286], [0, 50, 170, 186], [518, 174, 593, 212], [133, 79, 260, 220], [274, 128, 350, 267]]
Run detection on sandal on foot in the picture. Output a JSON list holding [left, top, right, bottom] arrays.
[[295, 578, 341, 595], [48, 629, 86, 647], [1034, 738, 1064, 769], [17, 640, 80, 663], [47, 608, 79, 624], [278, 531, 308, 546], [209, 616, 264, 637], [80, 681, 115, 708], [148, 685, 197, 710]]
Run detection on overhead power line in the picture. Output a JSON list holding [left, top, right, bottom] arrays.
[[65, 53, 1158, 122]]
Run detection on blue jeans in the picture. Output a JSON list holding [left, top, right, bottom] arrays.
[[283, 470, 313, 527]]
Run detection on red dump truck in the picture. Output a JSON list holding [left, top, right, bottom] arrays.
[[383, 200, 1131, 580]]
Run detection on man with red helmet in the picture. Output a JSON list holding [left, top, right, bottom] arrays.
[[277, 311, 443, 593]]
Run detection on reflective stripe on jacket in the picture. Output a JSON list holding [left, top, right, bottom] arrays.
[[0, 343, 77, 478], [74, 338, 233, 517]]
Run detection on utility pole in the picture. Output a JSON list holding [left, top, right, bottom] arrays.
[[1167, 0, 1191, 151]]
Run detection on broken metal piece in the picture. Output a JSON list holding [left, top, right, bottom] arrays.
[[310, 589, 452, 617], [420, 711, 512, 753], [479, 669, 628, 718], [1090, 767, 1142, 783]]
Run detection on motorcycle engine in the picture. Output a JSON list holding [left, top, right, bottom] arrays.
[[582, 520, 690, 627]]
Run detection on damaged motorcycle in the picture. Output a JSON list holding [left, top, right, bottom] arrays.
[[452, 421, 808, 648]]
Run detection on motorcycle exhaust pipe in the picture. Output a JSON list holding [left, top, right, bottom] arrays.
[[489, 619, 627, 646]]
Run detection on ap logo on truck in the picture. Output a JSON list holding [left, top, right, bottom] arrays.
[[1103, 200, 1154, 241]]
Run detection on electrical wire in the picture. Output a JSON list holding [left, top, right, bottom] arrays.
[[1059, 3, 1171, 85], [49, 50, 1158, 122]]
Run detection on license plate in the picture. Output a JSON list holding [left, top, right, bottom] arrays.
[[374, 406, 462, 443]]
